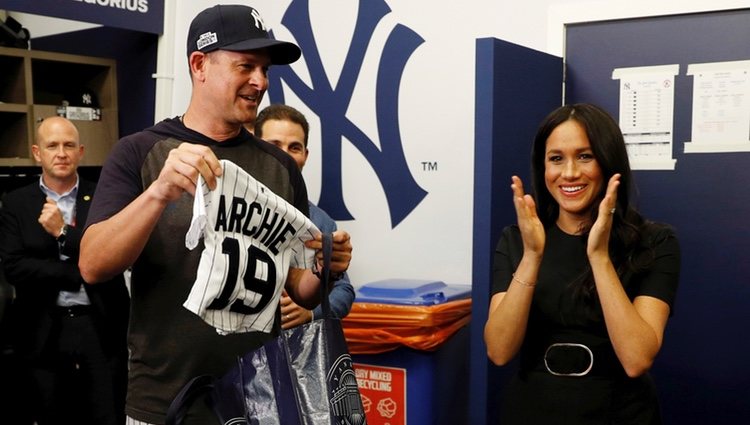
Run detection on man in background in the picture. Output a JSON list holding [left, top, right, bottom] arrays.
[[0, 116, 129, 425], [254, 104, 355, 328]]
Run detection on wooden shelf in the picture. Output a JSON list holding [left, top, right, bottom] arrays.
[[0, 46, 118, 167]]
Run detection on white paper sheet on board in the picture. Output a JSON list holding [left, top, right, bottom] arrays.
[[685, 60, 750, 153], [612, 64, 679, 170]]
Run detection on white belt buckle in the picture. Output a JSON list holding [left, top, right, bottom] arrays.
[[543, 343, 594, 377]]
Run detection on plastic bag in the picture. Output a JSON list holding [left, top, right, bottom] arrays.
[[342, 299, 471, 354]]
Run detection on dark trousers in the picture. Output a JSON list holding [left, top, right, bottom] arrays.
[[30, 310, 125, 425], [0, 349, 35, 425]]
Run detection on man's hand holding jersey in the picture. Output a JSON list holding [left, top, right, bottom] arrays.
[[149, 143, 224, 202], [160, 143, 353, 310]]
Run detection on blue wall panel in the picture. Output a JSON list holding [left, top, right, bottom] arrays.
[[566, 9, 750, 424]]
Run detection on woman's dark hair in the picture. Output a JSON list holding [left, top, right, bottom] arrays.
[[530, 103, 652, 315]]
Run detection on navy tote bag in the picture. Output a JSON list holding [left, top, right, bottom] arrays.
[[167, 233, 367, 425]]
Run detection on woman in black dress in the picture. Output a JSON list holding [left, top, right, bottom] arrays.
[[484, 103, 680, 424]]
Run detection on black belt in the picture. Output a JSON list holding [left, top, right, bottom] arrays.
[[56, 305, 92, 317]]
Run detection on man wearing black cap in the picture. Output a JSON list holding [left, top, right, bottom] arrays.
[[79, 5, 353, 424]]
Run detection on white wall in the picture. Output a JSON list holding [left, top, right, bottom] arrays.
[[10, 0, 748, 56], [8, 0, 747, 287], [165, 0, 513, 286], [161, 0, 745, 287]]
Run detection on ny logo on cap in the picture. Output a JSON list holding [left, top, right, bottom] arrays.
[[251, 9, 267, 31]]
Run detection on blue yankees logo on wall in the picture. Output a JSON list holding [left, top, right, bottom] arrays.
[[267, 0, 428, 228]]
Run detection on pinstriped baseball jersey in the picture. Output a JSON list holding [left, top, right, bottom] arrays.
[[184, 159, 319, 334]]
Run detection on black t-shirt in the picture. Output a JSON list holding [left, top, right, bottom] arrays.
[[491, 222, 680, 424], [86, 118, 309, 424]]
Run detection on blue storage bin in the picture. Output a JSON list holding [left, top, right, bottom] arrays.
[[350, 279, 470, 425]]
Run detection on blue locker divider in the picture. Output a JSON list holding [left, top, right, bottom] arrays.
[[471, 37, 562, 425]]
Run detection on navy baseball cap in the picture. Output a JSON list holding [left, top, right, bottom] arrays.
[[187, 4, 301, 65]]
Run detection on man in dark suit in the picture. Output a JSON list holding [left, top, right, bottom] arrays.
[[0, 116, 129, 425]]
